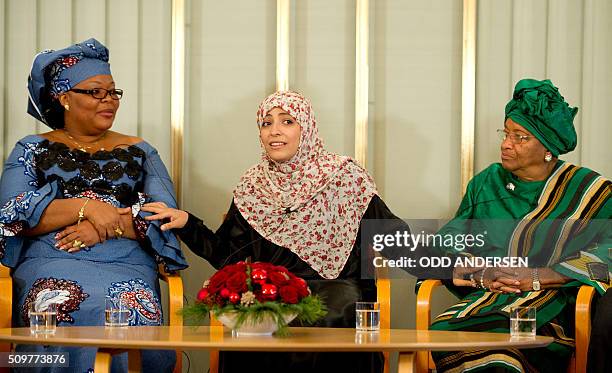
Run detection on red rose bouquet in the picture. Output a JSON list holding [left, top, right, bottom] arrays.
[[182, 261, 326, 335]]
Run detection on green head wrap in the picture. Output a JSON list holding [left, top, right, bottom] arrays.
[[504, 79, 578, 157]]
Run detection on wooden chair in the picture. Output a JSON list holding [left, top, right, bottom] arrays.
[[0, 262, 184, 373], [209, 313, 223, 373], [0, 264, 12, 373], [158, 264, 185, 373], [377, 268, 392, 373], [414, 279, 596, 373]]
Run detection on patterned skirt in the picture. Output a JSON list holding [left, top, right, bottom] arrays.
[[430, 288, 576, 373], [12, 256, 175, 373]]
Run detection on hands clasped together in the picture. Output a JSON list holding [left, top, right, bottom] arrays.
[[453, 266, 546, 293], [54, 198, 132, 253]]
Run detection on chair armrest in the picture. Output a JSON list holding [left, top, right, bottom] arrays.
[[415, 279, 443, 331], [375, 263, 391, 330], [376, 275, 391, 373], [209, 312, 223, 373], [575, 285, 595, 373], [0, 263, 13, 365], [0, 264, 12, 330], [415, 279, 442, 373], [158, 265, 184, 327], [0, 264, 10, 277], [158, 265, 184, 373]]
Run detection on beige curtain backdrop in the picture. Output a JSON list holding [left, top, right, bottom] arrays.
[[0, 0, 172, 165], [475, 0, 612, 176], [1, 0, 611, 372]]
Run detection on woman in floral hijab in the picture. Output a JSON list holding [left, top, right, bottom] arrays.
[[144, 91, 404, 372]]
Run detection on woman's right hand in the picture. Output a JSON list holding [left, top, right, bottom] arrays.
[[453, 266, 521, 294], [142, 202, 189, 231], [55, 220, 101, 252], [482, 267, 522, 294], [83, 199, 130, 241]]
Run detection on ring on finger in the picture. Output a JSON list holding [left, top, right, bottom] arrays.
[[72, 239, 83, 248]]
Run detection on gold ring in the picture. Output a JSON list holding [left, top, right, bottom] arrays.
[[114, 227, 123, 237], [79, 243, 87, 248], [72, 240, 83, 248]]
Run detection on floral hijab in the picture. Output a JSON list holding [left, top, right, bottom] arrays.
[[233, 91, 378, 279]]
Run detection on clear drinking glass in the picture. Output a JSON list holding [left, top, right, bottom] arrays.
[[510, 306, 536, 337], [105, 298, 130, 327], [355, 330, 380, 344], [29, 302, 57, 335], [355, 302, 380, 332]]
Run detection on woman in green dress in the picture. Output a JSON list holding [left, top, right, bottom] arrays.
[[430, 79, 611, 372]]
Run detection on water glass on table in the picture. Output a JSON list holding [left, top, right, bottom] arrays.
[[29, 302, 57, 335], [105, 298, 130, 327], [510, 306, 536, 338], [355, 302, 380, 332]]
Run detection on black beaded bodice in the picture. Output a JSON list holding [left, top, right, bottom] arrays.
[[33, 140, 147, 206]]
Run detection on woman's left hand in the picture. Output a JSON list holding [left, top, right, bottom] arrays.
[[491, 267, 534, 292], [492, 267, 570, 292], [453, 266, 522, 293], [55, 220, 101, 253]]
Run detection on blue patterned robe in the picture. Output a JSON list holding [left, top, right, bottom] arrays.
[[0, 135, 188, 373]]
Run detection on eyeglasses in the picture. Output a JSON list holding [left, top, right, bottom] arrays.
[[497, 129, 532, 144], [70, 88, 123, 100]]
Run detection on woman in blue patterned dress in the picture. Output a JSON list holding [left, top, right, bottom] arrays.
[[0, 38, 187, 372]]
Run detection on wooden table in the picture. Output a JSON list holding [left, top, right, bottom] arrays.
[[0, 326, 552, 372]]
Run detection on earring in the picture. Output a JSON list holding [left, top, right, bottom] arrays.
[[544, 152, 553, 162], [64, 104, 70, 111]]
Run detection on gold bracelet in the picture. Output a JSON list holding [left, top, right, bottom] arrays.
[[77, 199, 90, 225]]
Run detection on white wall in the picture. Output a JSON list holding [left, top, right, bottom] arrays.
[[292, 0, 356, 156], [181, 0, 277, 368]]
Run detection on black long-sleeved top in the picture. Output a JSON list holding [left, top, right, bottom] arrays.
[[178, 195, 401, 279]]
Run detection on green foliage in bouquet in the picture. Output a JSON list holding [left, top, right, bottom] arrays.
[[181, 261, 326, 335]]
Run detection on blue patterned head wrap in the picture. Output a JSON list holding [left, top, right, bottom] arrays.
[[27, 38, 112, 128]]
